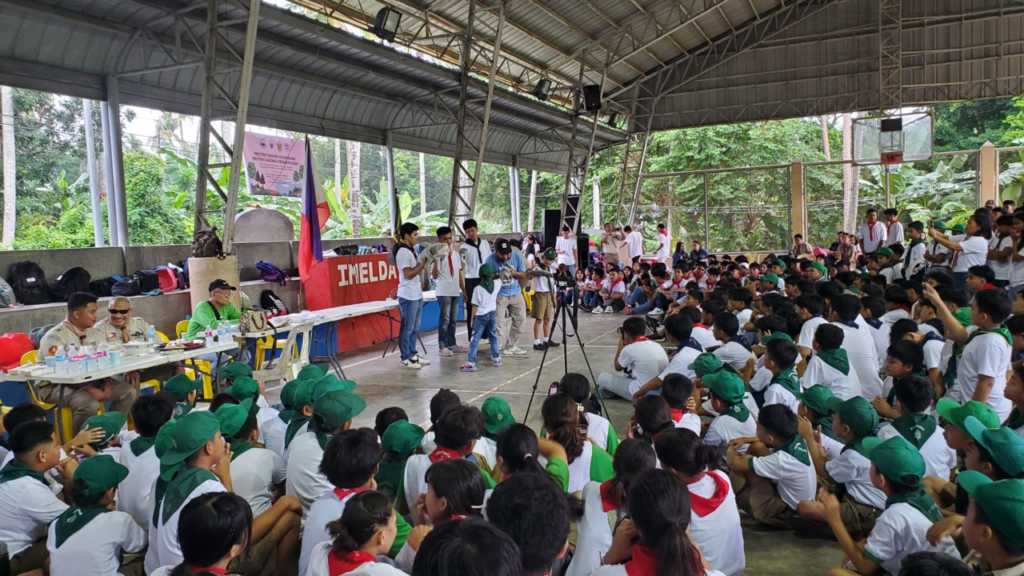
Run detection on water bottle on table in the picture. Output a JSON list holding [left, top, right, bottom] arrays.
[[54, 345, 67, 375], [147, 324, 157, 344]]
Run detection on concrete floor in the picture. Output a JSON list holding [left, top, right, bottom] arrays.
[[265, 312, 846, 576]]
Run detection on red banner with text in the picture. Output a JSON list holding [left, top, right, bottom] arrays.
[[305, 254, 399, 352]]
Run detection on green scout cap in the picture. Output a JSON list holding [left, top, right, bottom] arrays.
[[216, 362, 252, 380], [215, 398, 254, 439], [83, 411, 127, 450], [957, 471, 1024, 548], [932, 221, 948, 231], [163, 374, 201, 401], [160, 411, 221, 468], [313, 390, 366, 431], [825, 396, 878, 437], [542, 248, 557, 260], [859, 272, 872, 281], [291, 379, 315, 409], [280, 379, 302, 409], [965, 417, 1024, 477], [382, 420, 425, 458], [810, 262, 827, 274], [310, 374, 357, 402], [225, 376, 259, 401], [73, 455, 129, 496], [952, 224, 966, 233], [154, 419, 177, 459], [702, 370, 746, 404], [296, 364, 328, 381], [761, 332, 793, 344], [482, 397, 515, 435], [687, 352, 723, 377], [936, 398, 1001, 434], [877, 247, 894, 257], [759, 273, 780, 285], [796, 385, 836, 416], [860, 436, 926, 486], [771, 260, 786, 269]]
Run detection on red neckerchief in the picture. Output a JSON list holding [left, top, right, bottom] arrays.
[[693, 323, 707, 329], [659, 230, 668, 236], [327, 550, 376, 576], [449, 514, 470, 520], [670, 408, 685, 423], [896, 305, 911, 315], [189, 568, 230, 575], [693, 271, 705, 281], [688, 471, 730, 517], [334, 486, 369, 502], [867, 221, 877, 242], [982, 283, 999, 291], [429, 447, 462, 463], [599, 479, 619, 512], [448, 253, 454, 276], [633, 336, 649, 343], [887, 220, 900, 235], [624, 545, 660, 576]]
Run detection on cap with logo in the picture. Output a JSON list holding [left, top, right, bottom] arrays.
[[482, 397, 515, 435], [73, 455, 130, 496], [796, 385, 836, 416], [495, 238, 512, 255], [82, 412, 127, 451], [702, 370, 746, 404], [860, 436, 926, 485]]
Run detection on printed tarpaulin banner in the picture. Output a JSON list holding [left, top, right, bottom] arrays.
[[242, 131, 305, 197]]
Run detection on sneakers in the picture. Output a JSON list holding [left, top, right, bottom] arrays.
[[592, 306, 604, 314], [505, 346, 528, 357], [579, 305, 592, 312], [450, 345, 468, 353], [459, 362, 477, 372], [438, 348, 454, 357], [401, 358, 421, 370], [647, 307, 664, 316], [623, 306, 633, 314], [413, 356, 431, 366], [533, 342, 547, 351], [604, 307, 614, 314], [492, 358, 503, 367], [546, 340, 560, 348]]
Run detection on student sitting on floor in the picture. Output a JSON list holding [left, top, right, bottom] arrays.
[[556, 373, 618, 454], [264, 379, 306, 461], [148, 492, 252, 576], [662, 373, 701, 434], [300, 428, 410, 576], [164, 373, 201, 418], [597, 316, 669, 401], [630, 396, 675, 450], [958, 473, 1024, 575], [567, 439, 656, 576], [226, 375, 281, 443], [493, 423, 570, 491], [306, 491, 406, 576], [0, 421, 73, 575], [540, 393, 614, 493], [81, 411, 128, 460], [1005, 364, 1024, 435], [829, 294, 885, 400], [712, 312, 755, 371], [877, 376, 956, 480], [797, 396, 885, 540], [375, 419, 424, 507], [875, 341, 926, 422], [373, 407, 407, 441], [119, 392, 176, 531], [928, 399, 1002, 515], [403, 405, 496, 508], [412, 518, 520, 576], [796, 385, 845, 461], [46, 455, 147, 576], [420, 388, 461, 453], [630, 314, 705, 404], [283, 379, 316, 459], [726, 404, 816, 528], [595, 469, 727, 576], [701, 368, 757, 460], [214, 399, 287, 517], [801, 324, 860, 400], [478, 396, 515, 479], [820, 436, 959, 576], [762, 336, 803, 414], [656, 428, 745, 576]]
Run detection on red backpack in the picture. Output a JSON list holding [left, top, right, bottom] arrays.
[[156, 267, 179, 292]]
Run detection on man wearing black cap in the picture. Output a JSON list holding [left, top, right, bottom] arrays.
[[485, 239, 529, 358], [185, 279, 249, 368]]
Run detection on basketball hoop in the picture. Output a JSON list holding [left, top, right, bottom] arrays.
[[879, 118, 903, 166], [852, 112, 932, 166]]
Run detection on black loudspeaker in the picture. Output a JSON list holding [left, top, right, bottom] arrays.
[[582, 85, 602, 112], [543, 209, 562, 249], [563, 196, 582, 234], [577, 234, 591, 269]]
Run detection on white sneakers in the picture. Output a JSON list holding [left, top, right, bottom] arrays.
[[503, 346, 528, 357], [400, 358, 421, 370], [647, 307, 664, 316], [604, 307, 613, 314], [414, 355, 431, 366], [592, 306, 604, 314], [438, 348, 454, 357]]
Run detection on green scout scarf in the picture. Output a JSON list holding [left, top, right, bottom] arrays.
[[284, 416, 310, 448], [311, 420, 334, 450], [0, 460, 48, 487], [479, 263, 496, 294], [375, 457, 408, 502], [277, 408, 295, 425], [173, 402, 193, 419], [887, 486, 943, 522], [840, 436, 873, 458], [229, 439, 253, 461], [771, 369, 801, 396], [1004, 408, 1024, 430], [721, 401, 750, 423], [130, 436, 157, 457], [952, 307, 973, 328], [775, 436, 811, 466], [903, 238, 925, 268], [958, 326, 1012, 358], [890, 412, 937, 449], [816, 349, 849, 376], [818, 416, 840, 441], [154, 465, 219, 525], [54, 505, 109, 547]]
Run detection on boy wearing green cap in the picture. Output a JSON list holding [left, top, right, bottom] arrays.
[[377, 419, 425, 505], [479, 396, 515, 482], [795, 385, 844, 460], [214, 399, 286, 517], [959, 473, 1024, 575], [216, 360, 253, 387], [927, 399, 1003, 516], [532, 249, 559, 350], [820, 436, 959, 576], [282, 379, 315, 461], [163, 373, 201, 419], [226, 375, 281, 436], [80, 411, 128, 460], [46, 455, 146, 576], [702, 369, 757, 461], [460, 262, 503, 372]]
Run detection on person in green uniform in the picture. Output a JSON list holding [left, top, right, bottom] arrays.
[[376, 419, 425, 512]]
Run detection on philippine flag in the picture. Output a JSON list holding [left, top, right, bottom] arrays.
[[298, 136, 330, 283]]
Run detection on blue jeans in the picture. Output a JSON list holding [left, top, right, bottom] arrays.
[[468, 311, 500, 364], [565, 265, 576, 277], [627, 286, 646, 306], [437, 295, 460, 350], [952, 272, 968, 291], [584, 290, 603, 308], [398, 297, 423, 361]]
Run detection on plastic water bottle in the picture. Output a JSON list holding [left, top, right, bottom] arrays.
[[54, 346, 67, 375], [147, 325, 157, 344], [216, 322, 227, 344], [96, 345, 110, 370], [204, 324, 215, 346], [66, 345, 81, 375]]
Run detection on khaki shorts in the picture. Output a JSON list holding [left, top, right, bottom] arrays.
[[532, 292, 553, 319], [10, 540, 48, 575], [228, 532, 277, 576], [733, 471, 796, 528], [604, 252, 620, 266]]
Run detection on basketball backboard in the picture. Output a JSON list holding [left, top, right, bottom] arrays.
[[852, 112, 933, 165]]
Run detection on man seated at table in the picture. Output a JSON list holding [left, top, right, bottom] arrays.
[[92, 296, 178, 390], [37, 292, 135, 433], [185, 279, 249, 371]]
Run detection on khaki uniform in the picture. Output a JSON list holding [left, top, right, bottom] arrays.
[[91, 317, 149, 344], [37, 322, 91, 361]]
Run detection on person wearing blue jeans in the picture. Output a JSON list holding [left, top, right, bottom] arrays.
[[432, 226, 467, 356], [462, 263, 502, 372], [395, 222, 432, 370]]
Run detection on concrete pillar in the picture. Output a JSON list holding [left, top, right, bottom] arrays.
[[83, 99, 104, 247], [790, 159, 807, 241], [384, 131, 398, 236], [979, 141, 998, 207], [99, 102, 120, 247], [106, 76, 129, 247]]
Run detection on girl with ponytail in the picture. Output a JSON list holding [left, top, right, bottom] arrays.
[[165, 492, 252, 576], [655, 429, 745, 576], [541, 393, 614, 493], [558, 373, 620, 454], [630, 396, 675, 447], [566, 439, 656, 576], [494, 423, 572, 491], [308, 491, 404, 576], [595, 469, 725, 576]]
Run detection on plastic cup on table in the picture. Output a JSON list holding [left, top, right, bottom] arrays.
[[44, 356, 56, 368], [109, 350, 122, 366]]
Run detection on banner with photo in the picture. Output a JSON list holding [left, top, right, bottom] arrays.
[[242, 131, 305, 197]]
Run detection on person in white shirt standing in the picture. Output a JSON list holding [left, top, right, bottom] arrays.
[[555, 226, 579, 276], [656, 223, 672, 267], [929, 210, 993, 291], [988, 215, 1015, 289], [883, 208, 903, 247], [433, 226, 468, 357], [597, 317, 669, 400], [459, 218, 492, 337], [394, 222, 430, 370], [859, 209, 888, 255], [902, 221, 929, 280], [601, 222, 623, 268], [624, 225, 644, 265]]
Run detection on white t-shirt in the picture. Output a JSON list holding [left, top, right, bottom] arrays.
[[592, 566, 724, 576], [285, 432, 331, 514], [860, 221, 887, 253], [703, 414, 756, 459], [402, 454, 432, 509], [471, 280, 502, 316], [117, 444, 160, 531], [0, 474, 69, 556], [763, 383, 801, 415], [692, 326, 722, 350], [300, 488, 365, 576], [461, 239, 492, 279], [626, 231, 644, 258], [435, 250, 463, 297], [583, 413, 613, 453], [618, 340, 669, 390], [833, 322, 884, 400], [956, 329, 1013, 421], [567, 481, 618, 576], [556, 236, 577, 266], [863, 503, 960, 575], [231, 447, 287, 517], [989, 234, 1014, 281], [395, 247, 422, 301], [308, 543, 407, 576], [262, 416, 288, 462], [953, 235, 990, 273], [735, 309, 752, 328], [713, 340, 755, 371], [877, 421, 956, 480], [749, 448, 816, 510], [927, 240, 951, 268], [825, 449, 887, 509], [566, 442, 596, 493], [797, 316, 828, 352], [885, 221, 904, 247], [146, 479, 226, 573], [688, 471, 745, 576], [656, 233, 672, 260], [659, 345, 703, 381], [922, 337, 945, 373], [802, 355, 860, 400], [906, 241, 928, 278], [47, 510, 147, 576]]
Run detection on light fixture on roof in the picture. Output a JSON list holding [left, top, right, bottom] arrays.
[[531, 79, 552, 101], [372, 7, 401, 42]]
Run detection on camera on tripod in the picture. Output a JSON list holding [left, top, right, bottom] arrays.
[[555, 264, 576, 289]]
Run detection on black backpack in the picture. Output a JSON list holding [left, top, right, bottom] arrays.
[[259, 289, 289, 316], [50, 267, 92, 302], [111, 276, 141, 297], [133, 270, 160, 293], [89, 277, 117, 297], [8, 261, 50, 305]]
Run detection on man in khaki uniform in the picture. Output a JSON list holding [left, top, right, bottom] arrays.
[[601, 222, 623, 267], [92, 296, 177, 390], [37, 292, 138, 433]]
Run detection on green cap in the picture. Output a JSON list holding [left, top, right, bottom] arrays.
[[761, 332, 793, 344], [688, 352, 723, 377], [810, 262, 827, 274], [482, 397, 515, 435], [163, 374, 202, 401], [826, 396, 878, 437], [154, 419, 177, 459], [72, 455, 129, 496], [542, 248, 557, 261], [225, 376, 259, 401], [216, 362, 252, 381], [290, 379, 315, 409], [796, 385, 836, 416], [965, 417, 1024, 477], [859, 272, 872, 281], [952, 224, 966, 233], [280, 379, 301, 409], [310, 374, 357, 402], [382, 420, 425, 458], [313, 390, 366, 431], [932, 221, 948, 231], [957, 472, 1024, 548], [702, 370, 746, 404], [296, 364, 328, 381], [759, 273, 780, 285], [159, 411, 221, 468], [936, 398, 1001, 434], [82, 411, 127, 450], [877, 247, 894, 257], [215, 398, 254, 439], [771, 259, 786, 270], [860, 436, 926, 486]]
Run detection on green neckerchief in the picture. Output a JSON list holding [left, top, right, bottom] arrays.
[[775, 436, 811, 466], [479, 273, 495, 294], [770, 369, 801, 396], [311, 421, 334, 451], [952, 307, 973, 328], [277, 408, 295, 425], [840, 435, 873, 458], [229, 439, 253, 461], [173, 402, 193, 419], [818, 416, 840, 441], [890, 412, 937, 449], [154, 465, 219, 526], [720, 401, 751, 423], [375, 457, 408, 502], [284, 416, 309, 448], [1006, 408, 1024, 430], [903, 238, 925, 268], [816, 349, 850, 376], [0, 460, 48, 487], [54, 504, 109, 548], [887, 486, 943, 523], [958, 326, 1012, 358], [130, 436, 157, 457]]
